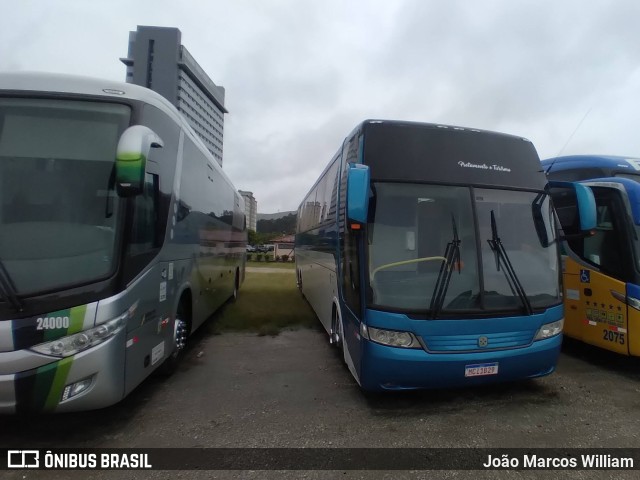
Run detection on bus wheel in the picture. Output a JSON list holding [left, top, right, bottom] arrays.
[[331, 308, 346, 364], [159, 303, 188, 375], [330, 308, 342, 348], [231, 270, 239, 302], [172, 316, 188, 356], [297, 271, 305, 298]]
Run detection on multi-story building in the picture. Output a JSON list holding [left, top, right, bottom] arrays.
[[239, 190, 257, 232], [120, 25, 227, 166]]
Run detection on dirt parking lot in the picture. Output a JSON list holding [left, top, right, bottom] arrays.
[[4, 298, 640, 480]]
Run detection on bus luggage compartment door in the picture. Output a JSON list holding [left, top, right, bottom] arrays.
[[563, 257, 629, 355]]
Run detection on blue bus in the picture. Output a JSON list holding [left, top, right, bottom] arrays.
[[0, 72, 246, 412], [296, 120, 595, 391], [541, 154, 640, 183], [543, 155, 640, 356]]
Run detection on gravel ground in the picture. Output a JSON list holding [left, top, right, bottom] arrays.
[[2, 328, 640, 479]]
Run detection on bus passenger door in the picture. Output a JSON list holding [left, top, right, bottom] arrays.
[[340, 154, 368, 381], [341, 223, 364, 379], [556, 186, 631, 355]]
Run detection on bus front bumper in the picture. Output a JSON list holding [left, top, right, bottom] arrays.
[[0, 328, 126, 414], [359, 334, 562, 391]]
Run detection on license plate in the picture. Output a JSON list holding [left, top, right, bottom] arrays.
[[465, 362, 499, 377]]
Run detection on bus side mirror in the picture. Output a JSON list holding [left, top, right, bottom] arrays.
[[115, 125, 163, 197], [548, 180, 597, 234], [347, 163, 370, 227], [573, 183, 597, 231]]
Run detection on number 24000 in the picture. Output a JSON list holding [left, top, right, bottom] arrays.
[[36, 316, 70, 330]]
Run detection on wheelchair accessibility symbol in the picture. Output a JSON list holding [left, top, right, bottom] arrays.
[[580, 270, 591, 283]]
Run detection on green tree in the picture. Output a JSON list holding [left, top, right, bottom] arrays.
[[248, 229, 259, 246], [247, 229, 273, 246], [257, 213, 297, 235]]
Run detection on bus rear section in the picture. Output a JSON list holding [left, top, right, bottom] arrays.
[[298, 120, 596, 391]]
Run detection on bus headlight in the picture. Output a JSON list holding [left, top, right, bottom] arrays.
[[31, 314, 127, 358], [61, 376, 94, 401], [365, 326, 421, 349], [534, 318, 564, 341]]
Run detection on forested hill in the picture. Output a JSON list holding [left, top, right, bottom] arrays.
[[256, 212, 297, 235], [257, 210, 296, 221]]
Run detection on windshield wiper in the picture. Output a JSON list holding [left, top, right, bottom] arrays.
[[0, 256, 23, 313], [486, 210, 533, 315], [429, 214, 461, 319]]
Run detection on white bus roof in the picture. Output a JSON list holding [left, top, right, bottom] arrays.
[[0, 71, 187, 131], [0, 71, 239, 194]]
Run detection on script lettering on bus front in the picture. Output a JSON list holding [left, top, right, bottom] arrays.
[[457, 161, 512, 172]]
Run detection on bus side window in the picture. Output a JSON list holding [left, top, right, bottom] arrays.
[[138, 104, 180, 243]]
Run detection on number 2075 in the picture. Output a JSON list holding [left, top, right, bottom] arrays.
[[602, 329, 625, 345]]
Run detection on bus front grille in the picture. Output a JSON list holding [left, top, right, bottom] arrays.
[[421, 330, 536, 353]]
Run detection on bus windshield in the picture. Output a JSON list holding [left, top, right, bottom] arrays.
[[0, 98, 131, 295], [368, 183, 560, 314]]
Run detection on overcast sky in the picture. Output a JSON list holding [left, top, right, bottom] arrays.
[[2, 0, 639, 213]]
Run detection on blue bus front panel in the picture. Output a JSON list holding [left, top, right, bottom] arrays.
[[357, 306, 563, 391]]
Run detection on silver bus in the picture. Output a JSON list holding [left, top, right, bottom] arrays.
[[0, 72, 246, 412]]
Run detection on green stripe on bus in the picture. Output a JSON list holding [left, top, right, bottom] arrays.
[[68, 305, 87, 335], [43, 357, 73, 411], [31, 362, 58, 411]]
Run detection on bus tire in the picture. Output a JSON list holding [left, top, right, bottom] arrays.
[[158, 299, 189, 376], [297, 270, 305, 298], [331, 306, 345, 363], [231, 269, 239, 302]]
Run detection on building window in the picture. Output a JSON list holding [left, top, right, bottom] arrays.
[[146, 39, 155, 88]]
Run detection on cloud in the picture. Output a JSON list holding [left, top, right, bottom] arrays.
[[2, 0, 639, 211]]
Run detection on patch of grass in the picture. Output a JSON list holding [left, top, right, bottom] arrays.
[[211, 270, 317, 335], [246, 260, 295, 269]]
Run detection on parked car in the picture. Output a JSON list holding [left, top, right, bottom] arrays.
[[246, 245, 256, 252]]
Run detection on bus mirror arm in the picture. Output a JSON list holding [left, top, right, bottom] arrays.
[[558, 230, 596, 242], [115, 125, 164, 197]]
